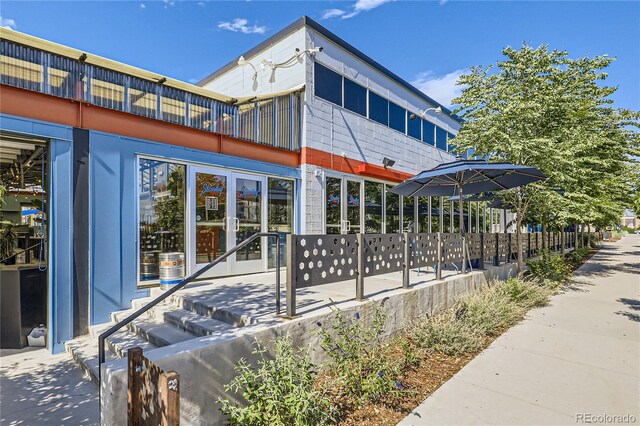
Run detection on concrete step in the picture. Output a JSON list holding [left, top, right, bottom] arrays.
[[171, 292, 258, 327], [161, 306, 235, 337], [115, 314, 195, 347]]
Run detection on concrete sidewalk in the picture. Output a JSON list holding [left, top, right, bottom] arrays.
[[399, 235, 640, 425]]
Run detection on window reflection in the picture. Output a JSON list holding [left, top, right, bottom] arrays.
[[365, 181, 383, 233], [268, 178, 294, 267], [139, 159, 185, 282], [385, 185, 400, 233]]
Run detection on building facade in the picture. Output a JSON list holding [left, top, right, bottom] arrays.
[[0, 17, 468, 352]]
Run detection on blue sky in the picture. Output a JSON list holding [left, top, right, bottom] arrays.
[[1, 0, 638, 110]]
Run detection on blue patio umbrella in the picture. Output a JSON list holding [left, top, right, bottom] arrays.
[[392, 159, 545, 233]]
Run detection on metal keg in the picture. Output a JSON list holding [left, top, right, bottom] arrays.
[[159, 252, 184, 288], [140, 251, 159, 281]]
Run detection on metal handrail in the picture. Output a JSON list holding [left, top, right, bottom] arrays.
[[97, 232, 281, 383]]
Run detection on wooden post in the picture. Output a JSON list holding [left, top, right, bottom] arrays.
[[507, 233, 512, 263], [285, 234, 296, 318], [494, 233, 500, 266], [159, 371, 180, 426], [356, 233, 366, 299], [128, 347, 143, 426]]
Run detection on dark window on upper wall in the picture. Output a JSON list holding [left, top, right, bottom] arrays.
[[407, 112, 421, 140], [389, 102, 406, 133], [369, 91, 389, 126], [343, 78, 367, 116], [436, 127, 448, 151], [314, 62, 342, 106], [423, 120, 436, 145], [447, 132, 456, 153]]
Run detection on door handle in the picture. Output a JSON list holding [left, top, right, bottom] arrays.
[[233, 217, 240, 232]]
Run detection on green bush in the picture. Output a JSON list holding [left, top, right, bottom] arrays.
[[567, 247, 589, 266], [218, 336, 336, 426], [526, 249, 571, 284], [317, 301, 403, 404], [495, 276, 552, 309]]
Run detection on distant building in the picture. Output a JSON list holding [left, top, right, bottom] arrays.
[[620, 209, 637, 228]]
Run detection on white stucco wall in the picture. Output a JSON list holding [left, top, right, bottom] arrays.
[[201, 28, 307, 97]]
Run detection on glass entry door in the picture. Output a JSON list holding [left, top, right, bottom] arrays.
[[325, 176, 363, 234], [231, 173, 266, 275], [188, 166, 266, 277]]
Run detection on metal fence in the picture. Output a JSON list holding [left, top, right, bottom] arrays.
[[0, 39, 302, 151], [285, 231, 576, 317]]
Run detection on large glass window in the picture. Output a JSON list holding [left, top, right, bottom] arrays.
[[389, 102, 406, 133], [138, 159, 186, 282], [346, 180, 362, 234], [447, 132, 457, 153], [267, 178, 294, 268], [364, 181, 383, 233], [368, 91, 389, 126], [314, 62, 342, 106], [326, 177, 342, 234], [385, 185, 400, 233], [407, 113, 421, 140], [343, 78, 367, 116], [423, 120, 436, 145], [436, 126, 448, 151], [402, 195, 415, 232], [417, 196, 432, 233]]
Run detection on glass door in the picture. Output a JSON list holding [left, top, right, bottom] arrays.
[[189, 167, 268, 277], [189, 166, 230, 276], [230, 173, 266, 275], [344, 179, 362, 234], [325, 177, 342, 234]]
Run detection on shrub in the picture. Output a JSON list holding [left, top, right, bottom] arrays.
[[412, 311, 484, 356], [567, 247, 589, 266], [495, 276, 551, 309], [457, 290, 521, 335], [218, 336, 336, 426], [317, 302, 403, 404], [526, 250, 571, 284]]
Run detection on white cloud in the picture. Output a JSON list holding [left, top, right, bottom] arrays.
[[321, 0, 393, 20], [0, 16, 17, 29], [411, 69, 468, 107], [218, 18, 267, 34], [197, 1, 205, 6], [163, 0, 175, 8], [321, 9, 346, 19], [439, 0, 448, 5], [139, 3, 146, 9]]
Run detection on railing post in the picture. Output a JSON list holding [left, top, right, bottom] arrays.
[[494, 233, 500, 266], [275, 234, 281, 315], [461, 235, 467, 274], [479, 233, 485, 270], [507, 233, 512, 263], [356, 233, 365, 300], [527, 232, 531, 258], [402, 232, 410, 288], [436, 232, 442, 280], [561, 230, 565, 254], [285, 234, 296, 318]]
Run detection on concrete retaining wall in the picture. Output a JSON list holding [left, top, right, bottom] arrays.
[[101, 262, 518, 425]]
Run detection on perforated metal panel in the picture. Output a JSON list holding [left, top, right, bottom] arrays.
[[407, 233, 438, 269], [442, 233, 464, 263], [467, 233, 482, 260], [362, 234, 405, 277], [292, 235, 357, 288], [484, 232, 497, 262]]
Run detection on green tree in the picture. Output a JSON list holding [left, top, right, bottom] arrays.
[[451, 44, 639, 270]]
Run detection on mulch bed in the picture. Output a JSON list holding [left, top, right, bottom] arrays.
[[337, 345, 487, 425]]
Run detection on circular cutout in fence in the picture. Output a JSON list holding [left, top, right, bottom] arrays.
[[300, 238, 306, 247]]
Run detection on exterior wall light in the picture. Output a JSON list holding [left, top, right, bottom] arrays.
[[409, 106, 443, 120], [382, 157, 395, 168]]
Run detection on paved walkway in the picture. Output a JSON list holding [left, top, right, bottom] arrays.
[[0, 347, 98, 425], [400, 235, 640, 425]]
